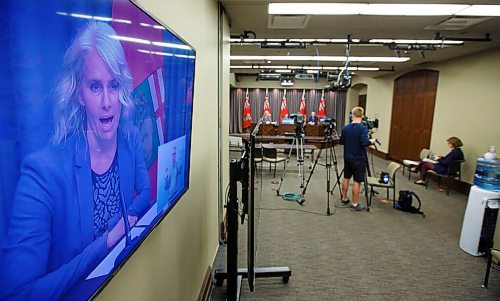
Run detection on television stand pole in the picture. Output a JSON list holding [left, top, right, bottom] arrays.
[[215, 136, 291, 300]]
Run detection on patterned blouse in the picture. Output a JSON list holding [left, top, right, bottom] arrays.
[[92, 153, 121, 239]]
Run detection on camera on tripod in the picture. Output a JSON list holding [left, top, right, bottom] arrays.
[[290, 113, 304, 126], [320, 117, 336, 135], [290, 113, 305, 137], [362, 116, 379, 130]]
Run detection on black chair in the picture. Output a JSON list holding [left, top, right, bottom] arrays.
[[253, 147, 263, 173], [262, 147, 286, 178], [425, 160, 465, 195]]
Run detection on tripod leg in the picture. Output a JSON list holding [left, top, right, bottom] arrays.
[[364, 172, 370, 211], [299, 145, 324, 205], [330, 142, 344, 198], [276, 138, 296, 196]]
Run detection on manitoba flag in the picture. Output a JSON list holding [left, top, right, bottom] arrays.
[[243, 93, 252, 129], [318, 95, 326, 118], [299, 91, 306, 116], [280, 92, 288, 122], [263, 95, 271, 114]]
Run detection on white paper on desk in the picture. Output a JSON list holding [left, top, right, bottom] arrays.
[[422, 158, 438, 164], [86, 227, 146, 280]]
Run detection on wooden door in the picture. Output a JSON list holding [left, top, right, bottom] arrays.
[[389, 70, 438, 162], [358, 94, 367, 113]]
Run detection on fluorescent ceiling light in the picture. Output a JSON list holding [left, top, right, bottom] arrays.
[[268, 3, 500, 16], [269, 3, 367, 15], [361, 4, 468, 16], [231, 55, 409, 63], [229, 66, 382, 72], [455, 5, 500, 17], [369, 39, 463, 45]]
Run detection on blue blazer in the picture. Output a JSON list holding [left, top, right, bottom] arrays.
[[307, 115, 318, 125], [0, 127, 151, 300], [435, 148, 464, 174]]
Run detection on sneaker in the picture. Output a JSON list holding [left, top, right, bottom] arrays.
[[339, 199, 350, 207], [350, 204, 366, 211]]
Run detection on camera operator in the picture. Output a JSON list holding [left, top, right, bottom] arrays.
[[339, 107, 376, 211]]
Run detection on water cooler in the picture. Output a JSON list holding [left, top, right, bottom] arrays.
[[459, 153, 500, 256]]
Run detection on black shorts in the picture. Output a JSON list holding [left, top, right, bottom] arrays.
[[344, 161, 366, 183]]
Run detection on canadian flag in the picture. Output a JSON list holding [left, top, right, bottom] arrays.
[[280, 89, 288, 122], [318, 91, 326, 118], [263, 95, 271, 114], [242, 89, 252, 129], [299, 90, 307, 116]]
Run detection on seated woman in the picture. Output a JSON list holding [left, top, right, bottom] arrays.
[[413, 136, 464, 185]]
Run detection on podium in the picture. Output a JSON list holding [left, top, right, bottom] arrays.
[[459, 185, 500, 256]]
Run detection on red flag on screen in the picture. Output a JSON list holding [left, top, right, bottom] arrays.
[[243, 91, 252, 129]]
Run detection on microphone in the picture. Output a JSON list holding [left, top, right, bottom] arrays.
[[120, 192, 132, 246], [114, 192, 137, 267]]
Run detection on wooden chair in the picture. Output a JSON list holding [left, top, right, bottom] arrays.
[[425, 160, 465, 195], [402, 148, 432, 180], [366, 162, 400, 208]]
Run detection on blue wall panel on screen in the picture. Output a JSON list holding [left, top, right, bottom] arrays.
[[0, 0, 195, 300]]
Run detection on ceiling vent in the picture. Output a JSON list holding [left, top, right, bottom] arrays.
[[257, 73, 281, 81], [295, 73, 315, 80], [268, 15, 311, 29], [425, 16, 490, 31]]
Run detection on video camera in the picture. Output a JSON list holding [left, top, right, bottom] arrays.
[[290, 113, 305, 136], [362, 117, 379, 130], [320, 117, 336, 132], [326, 69, 351, 92], [290, 113, 305, 126]]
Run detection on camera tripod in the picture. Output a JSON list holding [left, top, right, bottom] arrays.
[[300, 127, 342, 215], [276, 123, 306, 198]]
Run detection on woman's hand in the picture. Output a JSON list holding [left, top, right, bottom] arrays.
[[106, 215, 138, 249]]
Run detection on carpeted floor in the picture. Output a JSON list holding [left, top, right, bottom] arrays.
[[214, 147, 500, 300]]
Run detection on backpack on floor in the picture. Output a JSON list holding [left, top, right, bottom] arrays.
[[395, 190, 425, 218]]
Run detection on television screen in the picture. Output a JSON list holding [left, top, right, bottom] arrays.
[[0, 0, 195, 300], [281, 118, 294, 125]]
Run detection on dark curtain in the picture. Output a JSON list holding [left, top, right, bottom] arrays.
[[230, 88, 346, 134]]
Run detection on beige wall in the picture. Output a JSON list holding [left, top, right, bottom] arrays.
[[432, 49, 500, 183], [220, 9, 231, 229], [96, 0, 223, 300], [349, 76, 394, 154], [351, 48, 500, 184]]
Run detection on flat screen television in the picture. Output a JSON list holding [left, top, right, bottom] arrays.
[[0, 1, 195, 300]]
